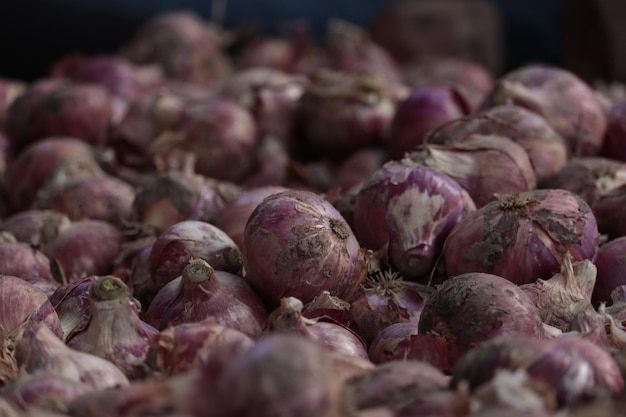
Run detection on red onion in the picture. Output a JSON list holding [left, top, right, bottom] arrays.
[[150, 97, 258, 182], [190, 334, 342, 417], [571, 306, 626, 350], [418, 272, 547, 365], [4, 80, 114, 149], [367, 322, 451, 372], [4, 137, 103, 212], [592, 183, 626, 239], [120, 11, 232, 86], [602, 100, 626, 162], [2, 374, 90, 412], [244, 135, 290, 187], [111, 236, 156, 285], [0, 276, 63, 340], [520, 255, 596, 331], [409, 134, 537, 208], [451, 334, 624, 407], [46, 220, 123, 282], [481, 64, 607, 157], [443, 189, 600, 285], [32, 175, 136, 227], [302, 290, 352, 327], [131, 171, 238, 235], [145, 258, 268, 338], [145, 317, 255, 376], [21, 277, 59, 298], [325, 19, 403, 85], [148, 220, 242, 293], [334, 147, 388, 192], [243, 189, 369, 307], [344, 360, 450, 412], [268, 296, 368, 359], [16, 323, 129, 391], [349, 271, 432, 343], [66, 275, 158, 376], [541, 157, 626, 205], [294, 69, 396, 159], [0, 77, 26, 128], [214, 185, 287, 250], [49, 277, 95, 341], [388, 84, 472, 159], [425, 104, 569, 184], [0, 209, 71, 247], [353, 159, 475, 266], [121, 240, 155, 309], [0, 240, 55, 282], [592, 237, 626, 306]]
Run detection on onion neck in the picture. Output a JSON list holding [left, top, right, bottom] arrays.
[[497, 192, 537, 212], [182, 259, 214, 285], [270, 297, 316, 334], [90, 276, 127, 302]]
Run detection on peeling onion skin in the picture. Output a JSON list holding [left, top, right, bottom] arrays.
[[49, 276, 95, 342], [443, 189, 601, 285], [2, 374, 91, 412], [418, 273, 547, 366], [243, 189, 369, 308], [481, 64, 607, 157], [145, 259, 268, 338]]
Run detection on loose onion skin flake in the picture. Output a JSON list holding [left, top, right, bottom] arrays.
[[443, 189, 600, 285], [243, 189, 369, 308]]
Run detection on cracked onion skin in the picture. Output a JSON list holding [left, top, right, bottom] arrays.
[[443, 189, 601, 285], [243, 189, 369, 308]]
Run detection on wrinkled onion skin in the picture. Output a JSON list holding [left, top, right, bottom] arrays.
[[243, 190, 367, 308], [443, 189, 600, 285], [418, 273, 547, 365]]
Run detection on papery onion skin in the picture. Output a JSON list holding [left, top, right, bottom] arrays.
[[2, 374, 91, 412], [49, 277, 95, 342], [481, 64, 607, 157], [418, 273, 547, 365], [145, 259, 268, 338], [148, 220, 242, 293], [592, 183, 626, 239], [592, 237, 626, 307], [243, 189, 369, 308], [443, 189, 600, 285], [0, 210, 71, 248]]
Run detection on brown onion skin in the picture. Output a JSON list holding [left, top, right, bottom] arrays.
[[148, 220, 243, 293], [4, 137, 103, 212], [243, 189, 369, 308], [481, 64, 607, 157], [389, 84, 472, 159], [0, 209, 71, 247], [418, 272, 547, 365], [443, 189, 601, 285], [214, 185, 288, 250], [145, 259, 268, 338], [46, 220, 123, 282], [592, 237, 626, 307], [0, 241, 55, 282], [592, 183, 626, 239], [425, 104, 568, 184]]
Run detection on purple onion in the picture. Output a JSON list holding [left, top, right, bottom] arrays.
[[0, 77, 26, 128], [443, 189, 601, 285], [145, 258, 268, 338], [592, 236, 626, 306], [49, 276, 95, 341], [602, 100, 626, 161], [0, 241, 56, 282], [243, 189, 369, 307], [592, 183, 626, 239], [0, 209, 71, 247], [2, 374, 91, 412]]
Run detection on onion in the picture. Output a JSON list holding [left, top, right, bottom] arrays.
[[46, 220, 123, 282], [21, 277, 59, 298], [268, 296, 368, 359], [0, 210, 71, 248], [592, 237, 626, 306], [425, 104, 569, 184], [49, 277, 95, 342], [294, 69, 396, 159], [145, 259, 268, 338], [592, 183, 626, 239], [353, 159, 476, 268], [334, 147, 388, 192], [243, 189, 369, 307], [602, 100, 626, 162], [111, 236, 156, 286], [4, 80, 114, 149], [120, 11, 232, 86], [150, 97, 258, 182], [367, 322, 451, 372], [0, 77, 26, 128], [131, 171, 239, 235], [571, 305, 626, 350], [388, 84, 472, 159], [16, 323, 128, 391], [540, 157, 626, 205], [4, 137, 103, 212], [302, 291, 352, 327], [148, 220, 242, 293], [2, 374, 90, 412], [349, 271, 432, 343], [409, 134, 537, 208], [66, 276, 158, 376], [244, 135, 290, 187], [145, 317, 255, 376], [190, 334, 343, 417], [481, 64, 607, 157], [0, 240, 56, 282], [214, 185, 287, 250], [443, 189, 600, 285], [0, 276, 63, 340], [418, 272, 547, 365], [32, 175, 136, 227]]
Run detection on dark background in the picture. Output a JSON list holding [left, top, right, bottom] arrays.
[[0, 0, 563, 82]]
